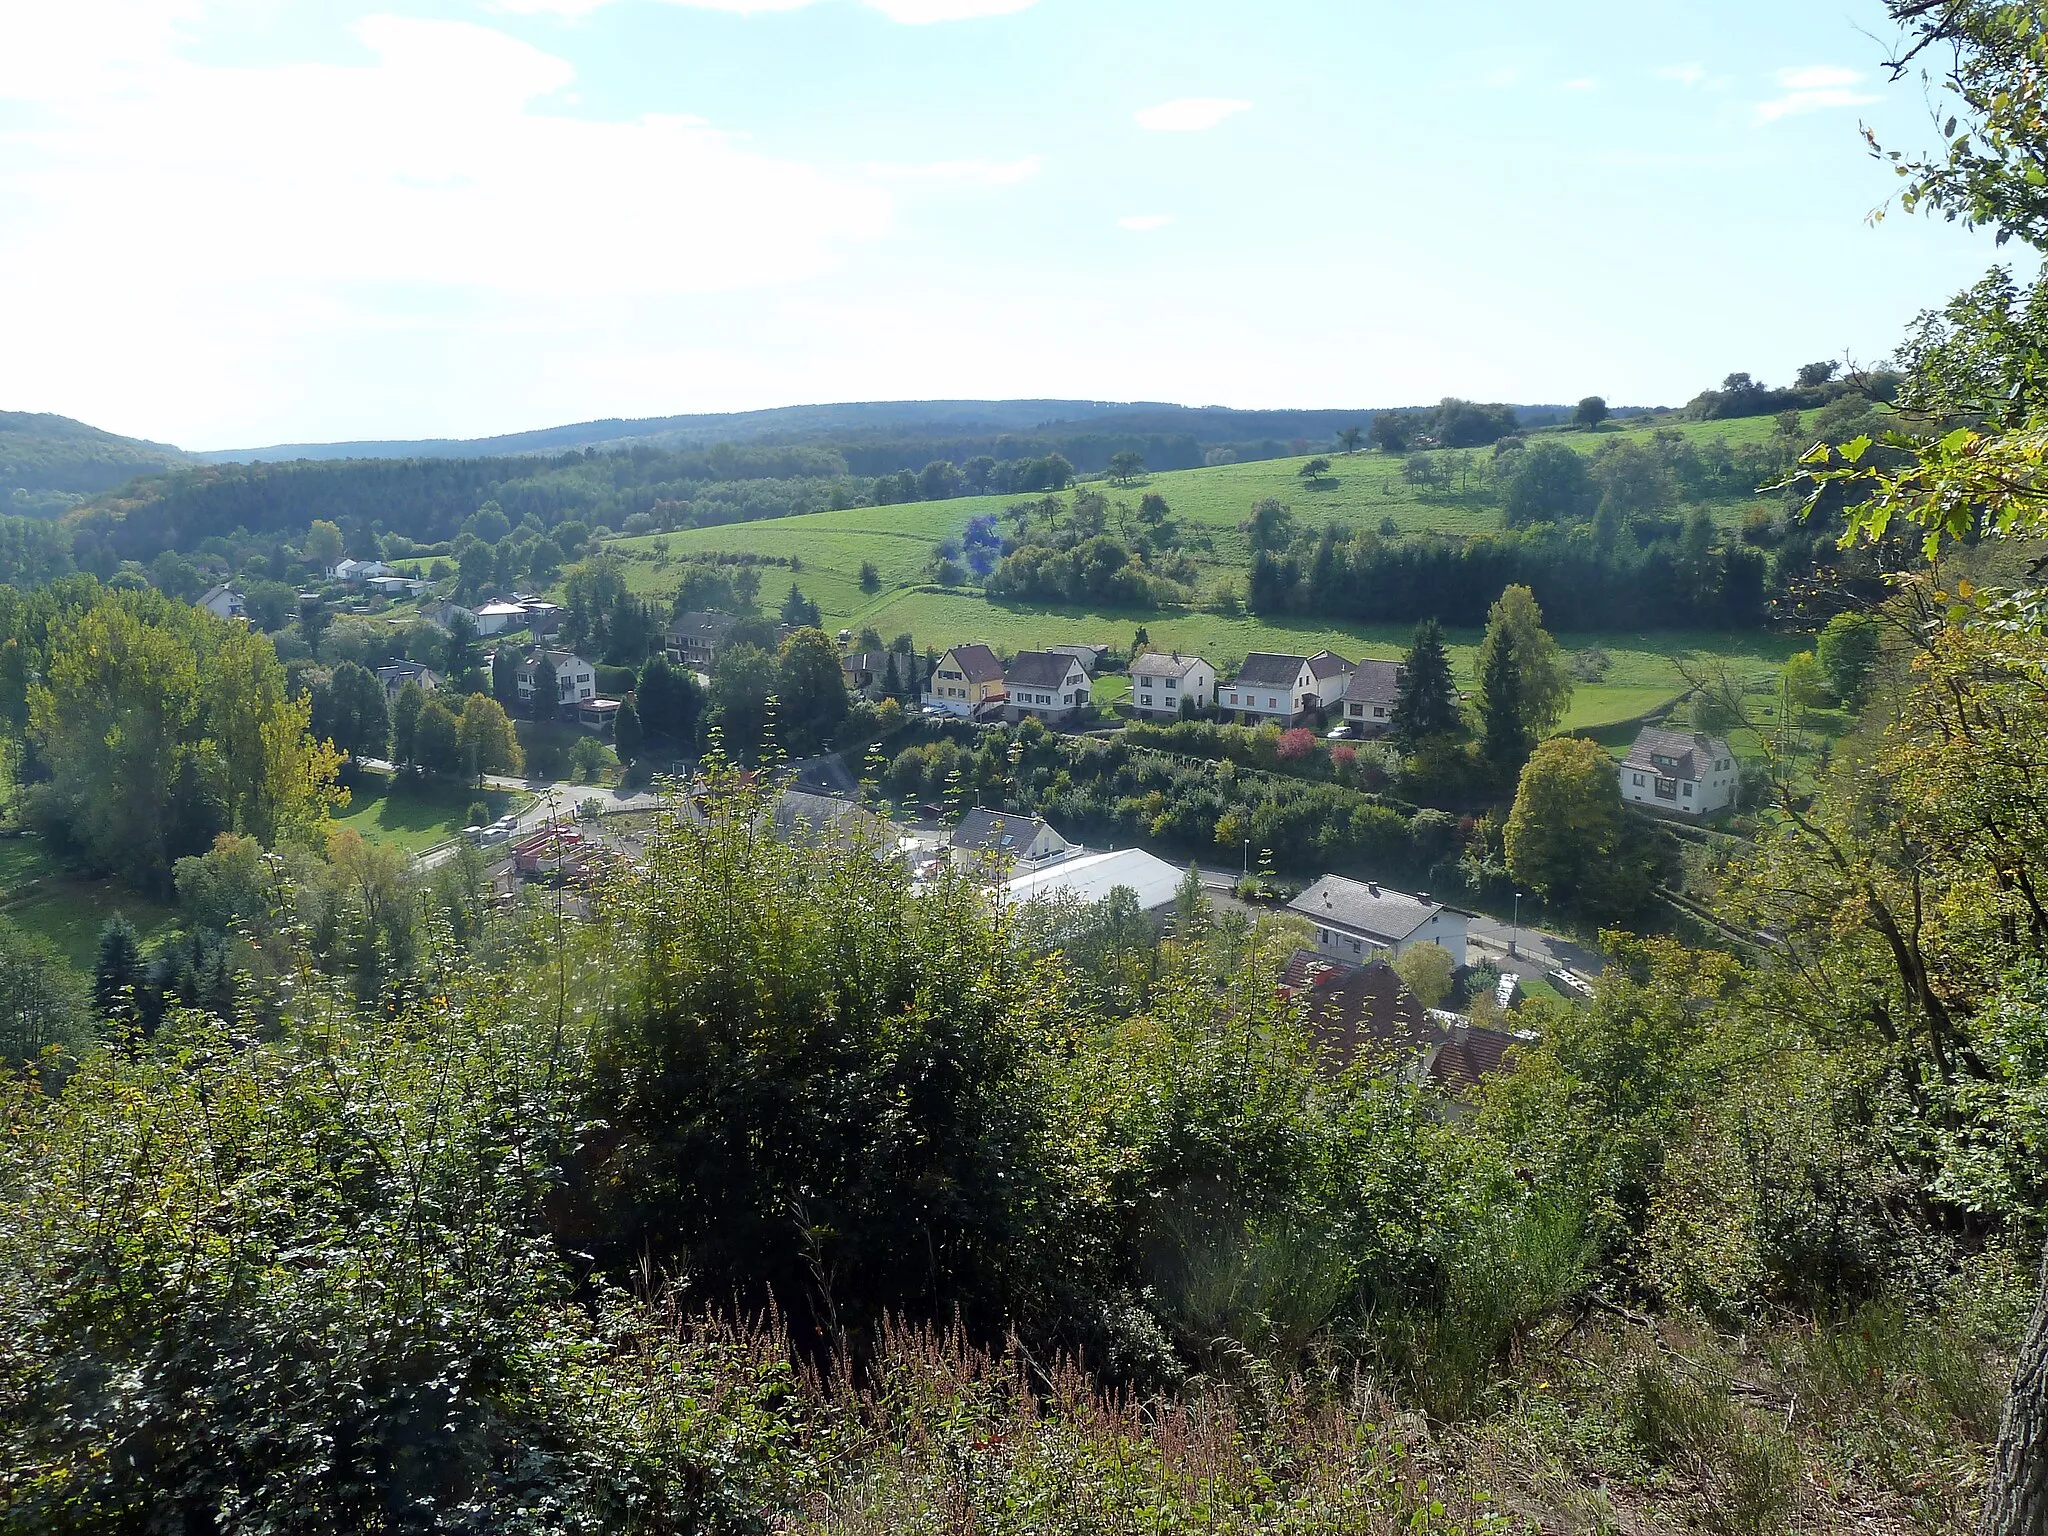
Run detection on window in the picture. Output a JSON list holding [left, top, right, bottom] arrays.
[[1164, 676, 1177, 689], [1683, 782, 1694, 797], [1317, 928, 1329, 943], [1632, 773, 1644, 786], [1655, 778, 1677, 800]]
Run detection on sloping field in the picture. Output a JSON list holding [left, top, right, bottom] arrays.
[[597, 412, 1800, 731]]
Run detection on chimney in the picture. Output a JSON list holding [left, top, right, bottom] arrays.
[[1367, 882, 1379, 897], [1417, 891, 1430, 904]]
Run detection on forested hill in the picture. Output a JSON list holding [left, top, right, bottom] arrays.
[[195, 399, 1588, 469], [1, 410, 194, 515]]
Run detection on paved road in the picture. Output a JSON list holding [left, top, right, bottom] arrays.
[[1189, 861, 1600, 985]]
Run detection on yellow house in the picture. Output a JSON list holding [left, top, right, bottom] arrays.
[[923, 643, 1007, 717]]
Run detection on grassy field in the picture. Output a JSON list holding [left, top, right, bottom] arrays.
[[0, 836, 177, 972], [334, 772, 532, 854], [594, 413, 1803, 735]]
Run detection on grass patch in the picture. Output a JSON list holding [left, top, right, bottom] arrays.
[[0, 834, 176, 972], [334, 771, 533, 854]]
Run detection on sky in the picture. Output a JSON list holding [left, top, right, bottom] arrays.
[[0, 0, 2014, 450]]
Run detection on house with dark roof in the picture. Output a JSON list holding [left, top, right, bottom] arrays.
[[1288, 873, 1471, 965], [771, 789, 895, 849], [1339, 659, 1403, 736], [1278, 949, 1520, 1103], [374, 660, 440, 699], [949, 809, 1073, 869], [1620, 727, 1738, 817], [924, 644, 1008, 717], [1220, 649, 1354, 726], [1003, 650, 1092, 725], [664, 611, 738, 672], [1129, 651, 1216, 720]]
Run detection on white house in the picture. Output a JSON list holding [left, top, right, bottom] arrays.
[[1129, 651, 1216, 720], [472, 600, 530, 637], [1221, 650, 1354, 726], [1004, 650, 1092, 725], [1288, 874, 1471, 967], [1340, 659, 1403, 736], [1620, 728, 1739, 817], [949, 809, 1074, 869], [327, 558, 396, 583], [197, 584, 245, 622], [512, 648, 598, 714]]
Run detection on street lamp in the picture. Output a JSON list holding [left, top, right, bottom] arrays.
[[1510, 891, 1522, 959], [1242, 837, 1251, 879]]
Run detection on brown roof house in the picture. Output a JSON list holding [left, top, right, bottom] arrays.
[[1620, 727, 1739, 818], [924, 643, 1008, 718], [1278, 949, 1520, 1104]]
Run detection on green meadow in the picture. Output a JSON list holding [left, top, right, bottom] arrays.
[[333, 772, 533, 854], [0, 836, 176, 973], [600, 412, 1804, 733]]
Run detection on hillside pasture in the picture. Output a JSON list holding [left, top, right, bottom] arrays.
[[597, 412, 1804, 733]]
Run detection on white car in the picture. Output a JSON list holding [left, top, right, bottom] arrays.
[[1325, 724, 1354, 741]]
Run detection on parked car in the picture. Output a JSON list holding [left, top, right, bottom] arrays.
[[1326, 724, 1354, 741]]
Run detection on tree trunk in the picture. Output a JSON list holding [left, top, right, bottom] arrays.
[[1983, 1234, 2048, 1536]]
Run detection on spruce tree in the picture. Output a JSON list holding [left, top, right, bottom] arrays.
[[92, 916, 140, 1022], [1477, 619, 1530, 772], [1391, 617, 1459, 746], [614, 696, 643, 765]]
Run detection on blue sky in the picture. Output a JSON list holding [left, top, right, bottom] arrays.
[[0, 0, 2012, 448]]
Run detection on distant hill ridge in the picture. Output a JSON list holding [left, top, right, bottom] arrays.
[[1, 410, 196, 513], [192, 398, 1587, 465]]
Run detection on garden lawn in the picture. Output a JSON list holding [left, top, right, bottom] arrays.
[[0, 835, 176, 973], [334, 771, 533, 854]]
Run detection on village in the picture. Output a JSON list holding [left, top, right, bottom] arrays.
[[198, 563, 1726, 1123]]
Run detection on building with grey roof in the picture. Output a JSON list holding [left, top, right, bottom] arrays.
[[1003, 650, 1091, 725], [1339, 659, 1403, 735], [948, 809, 1074, 869], [1222, 650, 1354, 726], [1288, 873, 1471, 966], [1129, 650, 1217, 720]]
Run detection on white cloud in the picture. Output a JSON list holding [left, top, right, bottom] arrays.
[[492, 0, 1037, 19], [0, 11, 894, 298], [864, 0, 1036, 20], [1134, 97, 1252, 132], [0, 5, 914, 441], [1755, 64, 1880, 122], [1116, 214, 1173, 232], [1562, 77, 1598, 92], [863, 154, 1046, 185], [1657, 63, 1706, 88]]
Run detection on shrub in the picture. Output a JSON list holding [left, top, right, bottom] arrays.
[[1276, 728, 1317, 762]]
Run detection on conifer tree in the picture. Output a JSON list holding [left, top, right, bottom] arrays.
[[92, 916, 140, 1023], [1391, 617, 1459, 746]]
